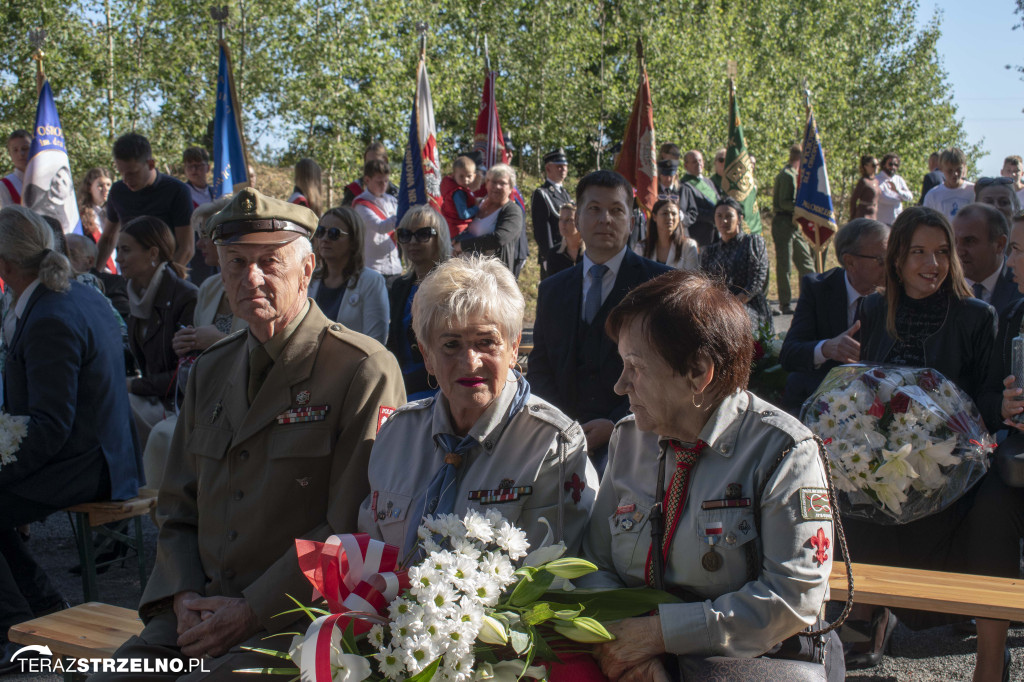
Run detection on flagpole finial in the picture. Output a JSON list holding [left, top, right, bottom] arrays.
[[801, 77, 811, 110], [416, 22, 428, 60], [29, 29, 46, 64], [726, 60, 737, 79], [209, 6, 229, 42], [636, 37, 645, 65]]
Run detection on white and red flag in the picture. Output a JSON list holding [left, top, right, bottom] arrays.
[[397, 52, 442, 223], [614, 39, 657, 218]]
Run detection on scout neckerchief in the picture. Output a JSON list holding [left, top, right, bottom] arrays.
[[402, 370, 532, 563], [681, 174, 719, 204], [645, 439, 706, 587]]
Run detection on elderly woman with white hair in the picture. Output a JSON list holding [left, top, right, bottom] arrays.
[[359, 255, 597, 559], [453, 163, 524, 272]]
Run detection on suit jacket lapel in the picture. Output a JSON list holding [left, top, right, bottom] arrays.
[[232, 306, 324, 447], [827, 269, 850, 335], [142, 275, 172, 346]]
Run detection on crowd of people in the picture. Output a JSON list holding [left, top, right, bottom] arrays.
[[0, 125, 1022, 682]]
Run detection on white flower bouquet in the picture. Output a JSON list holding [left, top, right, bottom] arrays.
[[242, 510, 675, 682], [0, 411, 29, 468], [802, 364, 992, 525]]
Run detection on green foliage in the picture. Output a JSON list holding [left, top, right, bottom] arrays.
[[0, 0, 977, 216]]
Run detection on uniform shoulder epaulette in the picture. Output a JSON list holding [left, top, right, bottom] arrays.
[[756, 404, 813, 444], [392, 395, 435, 415], [200, 328, 247, 357], [324, 321, 386, 356], [523, 398, 581, 440]]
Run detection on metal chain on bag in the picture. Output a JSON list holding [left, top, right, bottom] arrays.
[[752, 435, 854, 637]]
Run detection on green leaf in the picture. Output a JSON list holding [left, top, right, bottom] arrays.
[[509, 623, 532, 655], [529, 624, 561, 663], [523, 602, 557, 626], [339, 619, 358, 656], [239, 646, 294, 661], [510, 569, 556, 606], [406, 658, 441, 682], [542, 587, 683, 621]]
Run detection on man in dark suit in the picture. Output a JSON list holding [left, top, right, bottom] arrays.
[[954, 202, 1021, 320], [919, 152, 945, 205], [529, 170, 672, 471], [531, 148, 571, 279], [0, 206, 142, 671], [779, 218, 890, 414]]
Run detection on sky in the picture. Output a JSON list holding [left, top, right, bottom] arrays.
[[917, 1, 1024, 177]]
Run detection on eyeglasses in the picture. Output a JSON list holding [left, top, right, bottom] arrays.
[[396, 227, 438, 244], [314, 226, 347, 240], [849, 252, 884, 266]]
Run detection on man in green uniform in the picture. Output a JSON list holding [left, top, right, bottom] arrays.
[[92, 188, 406, 680], [772, 144, 815, 315]]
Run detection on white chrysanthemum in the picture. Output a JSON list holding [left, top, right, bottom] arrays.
[[368, 623, 386, 649], [445, 651, 476, 681], [450, 536, 483, 560], [494, 523, 529, 559], [374, 646, 405, 679], [425, 583, 460, 614], [469, 576, 503, 607], [447, 553, 479, 593], [454, 600, 485, 631], [482, 507, 505, 527], [463, 509, 495, 543], [388, 597, 423, 623], [814, 413, 841, 436], [402, 634, 439, 674], [479, 550, 516, 585], [408, 564, 441, 598]]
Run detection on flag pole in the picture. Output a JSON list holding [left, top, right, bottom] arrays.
[[29, 29, 46, 95], [802, 77, 824, 273], [417, 21, 427, 61], [483, 36, 490, 73]]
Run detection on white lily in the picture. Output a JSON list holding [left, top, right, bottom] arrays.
[[907, 437, 959, 490], [474, 660, 548, 681]]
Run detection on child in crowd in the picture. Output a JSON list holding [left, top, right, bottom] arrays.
[[923, 147, 975, 221], [440, 155, 483, 240]]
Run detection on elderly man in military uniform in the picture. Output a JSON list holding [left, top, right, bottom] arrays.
[[92, 188, 406, 680], [531, 147, 572, 280]]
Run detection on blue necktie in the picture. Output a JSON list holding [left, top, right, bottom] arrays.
[[401, 371, 533, 562], [585, 264, 609, 324], [973, 282, 985, 300]]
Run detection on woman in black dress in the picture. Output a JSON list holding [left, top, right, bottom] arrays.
[[699, 196, 772, 333], [850, 206, 999, 675]]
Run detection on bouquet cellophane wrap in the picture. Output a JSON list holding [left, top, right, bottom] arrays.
[[801, 364, 992, 525]]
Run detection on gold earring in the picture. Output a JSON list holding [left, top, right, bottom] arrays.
[[514, 361, 524, 374], [692, 390, 705, 409], [427, 374, 438, 390]]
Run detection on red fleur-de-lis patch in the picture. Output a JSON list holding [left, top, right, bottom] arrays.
[[564, 473, 585, 504]]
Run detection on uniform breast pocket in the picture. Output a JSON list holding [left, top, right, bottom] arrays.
[[608, 498, 651, 580], [372, 491, 413, 548], [696, 507, 759, 586], [188, 425, 232, 460], [268, 425, 331, 459]]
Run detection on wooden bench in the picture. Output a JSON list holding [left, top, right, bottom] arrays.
[[830, 561, 1024, 621], [8, 602, 142, 681], [65, 488, 158, 602]]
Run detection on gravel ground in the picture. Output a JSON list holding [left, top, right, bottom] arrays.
[[7, 315, 1023, 681]]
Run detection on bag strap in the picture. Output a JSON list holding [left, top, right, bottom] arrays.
[[754, 434, 854, 637]]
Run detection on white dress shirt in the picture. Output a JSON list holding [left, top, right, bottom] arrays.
[[581, 247, 628, 317], [812, 272, 862, 367], [875, 172, 914, 225], [354, 189, 400, 276], [966, 267, 1002, 305]]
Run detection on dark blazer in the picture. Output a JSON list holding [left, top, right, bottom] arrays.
[[779, 268, 852, 412], [90, 268, 130, 321], [978, 298, 1024, 432], [127, 267, 198, 409], [919, 169, 945, 205], [988, 266, 1022, 319], [1, 281, 143, 503], [859, 291, 997, 400], [457, 202, 523, 273], [528, 249, 672, 424], [532, 180, 571, 263], [385, 271, 430, 397]]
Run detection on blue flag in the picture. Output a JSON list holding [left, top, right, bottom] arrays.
[[22, 81, 81, 235], [397, 56, 442, 225], [212, 40, 248, 198], [793, 106, 838, 243]]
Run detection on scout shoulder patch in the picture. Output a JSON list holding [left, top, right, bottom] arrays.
[[377, 405, 396, 432], [799, 487, 832, 521]]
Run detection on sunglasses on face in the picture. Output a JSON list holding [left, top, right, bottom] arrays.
[[397, 227, 438, 244], [314, 226, 347, 240]]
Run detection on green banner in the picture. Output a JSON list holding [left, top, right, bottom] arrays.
[[722, 79, 762, 233]]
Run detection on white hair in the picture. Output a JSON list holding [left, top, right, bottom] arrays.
[[412, 254, 524, 347], [0, 206, 72, 292], [486, 163, 517, 188]]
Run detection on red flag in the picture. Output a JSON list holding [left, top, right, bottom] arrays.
[[614, 42, 657, 217], [473, 70, 525, 211]]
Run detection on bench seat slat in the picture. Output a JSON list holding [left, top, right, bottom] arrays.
[[830, 562, 1024, 621], [8, 602, 142, 660]]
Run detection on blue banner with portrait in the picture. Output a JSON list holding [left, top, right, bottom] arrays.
[[212, 40, 249, 198], [794, 107, 838, 235], [23, 81, 82, 235]]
